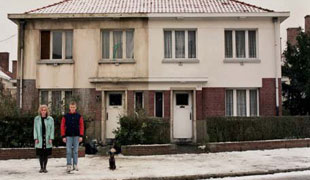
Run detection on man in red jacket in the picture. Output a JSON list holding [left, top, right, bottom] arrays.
[[61, 101, 84, 173]]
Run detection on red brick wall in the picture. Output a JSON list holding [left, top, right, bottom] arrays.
[[148, 91, 155, 116], [196, 90, 203, 120], [305, 15, 310, 34], [287, 27, 301, 46], [0, 147, 85, 160], [0, 52, 9, 72], [12, 61, 17, 79], [127, 90, 134, 115], [164, 91, 171, 118], [259, 78, 282, 116], [202, 88, 225, 117], [122, 144, 176, 156]]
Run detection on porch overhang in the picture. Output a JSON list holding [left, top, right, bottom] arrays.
[[89, 77, 208, 84]]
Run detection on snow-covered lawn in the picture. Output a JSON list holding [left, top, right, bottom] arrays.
[[1, 148, 310, 180]]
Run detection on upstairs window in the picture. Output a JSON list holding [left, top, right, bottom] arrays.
[[40, 30, 73, 60], [102, 29, 134, 60], [164, 30, 196, 59], [225, 30, 257, 59]]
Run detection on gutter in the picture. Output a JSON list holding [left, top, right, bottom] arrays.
[[19, 20, 26, 109], [273, 17, 280, 116], [8, 12, 290, 21]]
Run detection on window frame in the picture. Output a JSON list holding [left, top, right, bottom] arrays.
[[100, 29, 135, 64], [225, 89, 259, 117], [162, 29, 199, 64], [224, 29, 260, 63], [134, 92, 144, 111], [39, 30, 74, 63]]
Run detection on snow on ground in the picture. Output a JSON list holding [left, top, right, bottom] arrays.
[[0, 148, 310, 180]]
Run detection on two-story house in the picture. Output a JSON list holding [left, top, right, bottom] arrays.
[[8, 0, 289, 143]]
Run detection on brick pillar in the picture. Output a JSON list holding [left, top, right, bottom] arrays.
[[196, 90, 203, 120], [148, 91, 155, 117], [127, 90, 134, 115], [12, 61, 17, 79], [202, 88, 225, 117], [305, 15, 310, 34], [0, 52, 9, 72], [21, 80, 39, 112], [287, 27, 301, 46], [164, 91, 171, 119], [260, 78, 282, 116]]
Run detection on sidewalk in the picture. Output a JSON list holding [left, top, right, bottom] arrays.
[[1, 147, 309, 180]]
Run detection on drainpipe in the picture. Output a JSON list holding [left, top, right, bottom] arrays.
[[19, 20, 26, 109], [273, 17, 280, 116]]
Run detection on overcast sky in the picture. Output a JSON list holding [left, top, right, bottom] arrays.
[[1, 0, 310, 71]]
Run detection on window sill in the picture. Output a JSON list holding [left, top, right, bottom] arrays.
[[99, 59, 136, 64], [162, 59, 199, 64], [37, 59, 74, 65], [224, 58, 261, 64]]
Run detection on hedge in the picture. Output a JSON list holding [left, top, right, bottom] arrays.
[[206, 116, 310, 142], [0, 114, 91, 148]]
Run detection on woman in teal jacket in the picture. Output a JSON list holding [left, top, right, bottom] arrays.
[[34, 105, 54, 173]]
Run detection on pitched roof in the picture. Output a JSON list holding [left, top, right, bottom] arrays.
[[26, 0, 274, 14]]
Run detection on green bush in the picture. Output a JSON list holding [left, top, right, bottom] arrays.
[[206, 116, 310, 142], [114, 114, 170, 145]]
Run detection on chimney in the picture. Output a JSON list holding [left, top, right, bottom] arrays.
[[12, 60, 17, 79], [287, 27, 301, 46], [305, 15, 310, 34], [0, 52, 9, 72]]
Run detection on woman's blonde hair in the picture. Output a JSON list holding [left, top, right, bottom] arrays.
[[38, 104, 49, 116]]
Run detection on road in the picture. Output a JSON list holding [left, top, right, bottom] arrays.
[[207, 170, 310, 180]]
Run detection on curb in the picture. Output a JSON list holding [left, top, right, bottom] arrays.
[[124, 167, 310, 180]]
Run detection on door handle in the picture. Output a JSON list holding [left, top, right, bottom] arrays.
[[190, 112, 192, 120], [106, 113, 108, 120]]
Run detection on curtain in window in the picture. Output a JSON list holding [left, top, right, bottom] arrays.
[[237, 90, 246, 116], [175, 31, 185, 58], [155, 92, 163, 117], [188, 31, 196, 58], [225, 90, 233, 116], [164, 31, 172, 58], [113, 31, 122, 59], [40, 91, 48, 105], [126, 30, 134, 59], [225, 31, 233, 58], [250, 90, 258, 116], [249, 31, 257, 58], [65, 31, 73, 59], [52, 31, 62, 59], [236, 31, 245, 58], [102, 31, 110, 59], [52, 91, 62, 114]]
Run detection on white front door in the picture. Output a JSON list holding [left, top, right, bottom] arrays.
[[173, 92, 193, 139], [106, 92, 125, 139]]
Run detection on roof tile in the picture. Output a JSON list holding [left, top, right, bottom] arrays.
[[26, 0, 274, 14]]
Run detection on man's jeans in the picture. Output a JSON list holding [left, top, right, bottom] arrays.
[[66, 136, 79, 165]]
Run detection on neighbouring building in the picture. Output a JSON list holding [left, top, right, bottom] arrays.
[[8, 0, 289, 143], [0, 52, 17, 96]]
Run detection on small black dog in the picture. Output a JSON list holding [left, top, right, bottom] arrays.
[[109, 148, 116, 170]]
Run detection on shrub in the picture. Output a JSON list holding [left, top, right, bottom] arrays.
[[206, 116, 310, 142], [114, 113, 170, 146]]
